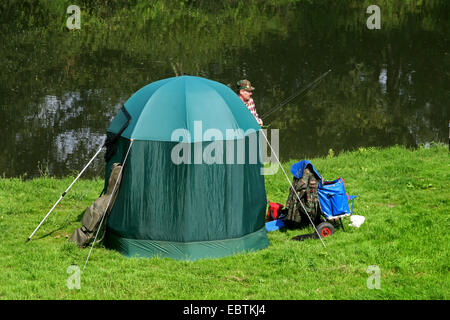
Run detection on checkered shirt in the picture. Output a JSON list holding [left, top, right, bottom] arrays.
[[243, 98, 261, 123]]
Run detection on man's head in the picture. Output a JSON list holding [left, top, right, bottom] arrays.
[[237, 79, 254, 101]]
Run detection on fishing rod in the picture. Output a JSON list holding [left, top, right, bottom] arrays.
[[260, 69, 332, 120], [26, 106, 132, 242], [26, 145, 104, 242]]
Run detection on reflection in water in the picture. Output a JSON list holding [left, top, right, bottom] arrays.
[[378, 67, 387, 94], [6, 91, 122, 178], [0, 1, 448, 178], [28, 94, 83, 128], [54, 130, 104, 163]]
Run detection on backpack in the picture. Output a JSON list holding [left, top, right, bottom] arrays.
[[266, 202, 285, 222], [69, 163, 123, 247], [265, 202, 288, 232]]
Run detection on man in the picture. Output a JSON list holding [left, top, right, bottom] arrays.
[[237, 79, 263, 126]]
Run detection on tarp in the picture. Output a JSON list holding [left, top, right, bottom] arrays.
[[290, 160, 322, 180]]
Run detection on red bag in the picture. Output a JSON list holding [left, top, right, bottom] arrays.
[[266, 202, 284, 222]]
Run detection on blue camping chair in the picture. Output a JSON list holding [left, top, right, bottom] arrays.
[[290, 161, 358, 237], [318, 177, 357, 232], [265, 161, 358, 237]]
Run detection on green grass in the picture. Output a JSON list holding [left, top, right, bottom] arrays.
[[0, 144, 449, 299]]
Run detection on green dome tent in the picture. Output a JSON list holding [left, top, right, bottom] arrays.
[[103, 75, 269, 260]]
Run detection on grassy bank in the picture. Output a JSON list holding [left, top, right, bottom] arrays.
[[0, 144, 448, 299]]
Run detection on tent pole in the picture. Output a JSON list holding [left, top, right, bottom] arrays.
[[259, 130, 326, 248], [82, 139, 134, 272], [26, 144, 105, 242]]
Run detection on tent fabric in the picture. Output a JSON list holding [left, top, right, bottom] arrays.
[[105, 226, 268, 261], [103, 76, 269, 260], [107, 76, 261, 142], [105, 137, 267, 243]]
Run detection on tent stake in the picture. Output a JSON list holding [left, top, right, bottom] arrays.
[[83, 139, 134, 272], [260, 130, 326, 248], [26, 144, 104, 242]]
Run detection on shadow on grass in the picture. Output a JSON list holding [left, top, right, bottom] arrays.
[[278, 214, 347, 242], [33, 209, 85, 240]]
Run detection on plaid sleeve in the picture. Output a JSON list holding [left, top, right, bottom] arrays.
[[246, 99, 261, 121]]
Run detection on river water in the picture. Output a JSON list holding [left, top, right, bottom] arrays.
[[1, 1, 448, 178]]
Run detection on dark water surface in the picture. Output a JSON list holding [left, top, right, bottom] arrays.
[[1, 1, 448, 178]]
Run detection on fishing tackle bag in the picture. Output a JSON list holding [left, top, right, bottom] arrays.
[[69, 163, 123, 247]]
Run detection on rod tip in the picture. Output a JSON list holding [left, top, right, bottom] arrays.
[[26, 238, 30, 242]]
